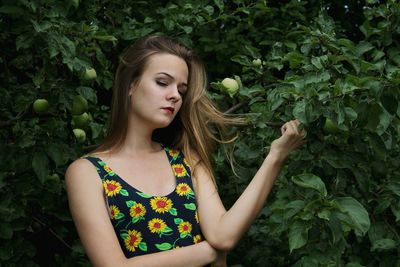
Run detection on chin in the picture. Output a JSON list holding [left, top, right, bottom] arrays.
[[153, 119, 174, 129]]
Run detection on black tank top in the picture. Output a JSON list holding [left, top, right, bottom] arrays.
[[84, 146, 204, 257]]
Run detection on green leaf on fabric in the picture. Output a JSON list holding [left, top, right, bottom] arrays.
[[136, 192, 152, 198], [155, 243, 172, 250], [184, 203, 196, 210], [120, 189, 129, 196], [126, 201, 135, 208], [174, 218, 183, 224], [139, 242, 148, 252], [169, 208, 177, 216]]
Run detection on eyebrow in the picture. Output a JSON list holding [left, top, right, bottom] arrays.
[[156, 72, 188, 87]]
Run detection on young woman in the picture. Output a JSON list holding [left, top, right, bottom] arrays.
[[65, 35, 306, 267]]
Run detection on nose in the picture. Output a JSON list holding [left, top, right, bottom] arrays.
[[167, 85, 181, 102]]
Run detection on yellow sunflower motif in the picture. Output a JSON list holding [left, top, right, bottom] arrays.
[[124, 230, 142, 252], [178, 221, 192, 235], [169, 149, 180, 158], [195, 211, 199, 223], [103, 180, 122, 196], [176, 183, 192, 196], [148, 218, 167, 234], [193, 234, 202, 244], [183, 158, 191, 170], [172, 164, 187, 177], [130, 203, 146, 218], [104, 166, 112, 173], [109, 205, 120, 219], [150, 196, 173, 213]]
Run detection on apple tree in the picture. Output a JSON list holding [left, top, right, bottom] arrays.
[[0, 0, 399, 266]]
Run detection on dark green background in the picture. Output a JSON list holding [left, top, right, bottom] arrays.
[[1, 0, 399, 266]]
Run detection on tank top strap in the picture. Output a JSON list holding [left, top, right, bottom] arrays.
[[163, 146, 194, 188], [82, 155, 108, 182]]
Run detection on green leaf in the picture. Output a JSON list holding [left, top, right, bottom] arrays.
[[164, 227, 173, 233], [345, 107, 358, 121], [317, 209, 331, 221], [180, 232, 188, 238], [126, 201, 135, 208], [371, 239, 397, 251], [139, 242, 148, 252], [184, 203, 196, 210], [115, 213, 124, 220], [174, 218, 183, 224], [213, 0, 224, 11], [292, 174, 327, 196], [136, 192, 152, 198], [32, 152, 49, 184], [355, 41, 374, 57], [93, 35, 118, 42], [120, 189, 129, 196], [76, 86, 97, 104], [381, 94, 398, 114], [336, 197, 370, 236], [377, 108, 392, 135], [155, 243, 172, 251], [169, 208, 177, 216], [387, 181, 400, 197], [288, 220, 310, 252], [45, 143, 69, 167], [0, 223, 13, 239], [132, 217, 139, 223]]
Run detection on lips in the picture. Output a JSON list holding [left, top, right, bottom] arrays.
[[162, 107, 175, 114]]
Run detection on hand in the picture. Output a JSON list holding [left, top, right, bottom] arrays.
[[269, 119, 306, 161], [211, 250, 227, 267]]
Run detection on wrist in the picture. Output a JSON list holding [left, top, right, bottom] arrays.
[[200, 241, 217, 262], [266, 149, 287, 165]]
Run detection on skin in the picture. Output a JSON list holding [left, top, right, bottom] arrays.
[[65, 53, 306, 267]]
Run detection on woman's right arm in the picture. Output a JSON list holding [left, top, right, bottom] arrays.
[[65, 159, 217, 267]]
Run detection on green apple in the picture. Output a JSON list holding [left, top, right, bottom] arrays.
[[73, 112, 90, 129], [71, 95, 88, 115], [221, 78, 239, 95], [47, 173, 60, 183], [83, 67, 97, 80], [252, 58, 262, 66], [33, 99, 49, 114], [323, 118, 339, 134], [73, 128, 86, 143]]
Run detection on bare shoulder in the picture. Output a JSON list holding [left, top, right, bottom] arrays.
[[186, 149, 213, 188], [65, 157, 101, 191]]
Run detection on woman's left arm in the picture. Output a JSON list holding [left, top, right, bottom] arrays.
[[193, 119, 306, 251]]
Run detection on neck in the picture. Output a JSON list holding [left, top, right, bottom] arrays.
[[119, 118, 161, 156]]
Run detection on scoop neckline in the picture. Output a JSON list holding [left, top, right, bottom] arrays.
[[88, 146, 179, 198]]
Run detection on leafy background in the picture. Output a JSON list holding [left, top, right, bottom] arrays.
[[0, 0, 399, 266]]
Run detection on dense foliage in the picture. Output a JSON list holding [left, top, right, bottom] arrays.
[[0, 0, 399, 266]]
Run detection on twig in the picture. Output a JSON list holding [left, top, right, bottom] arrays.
[[33, 216, 73, 251], [0, 107, 30, 128], [224, 101, 247, 114]]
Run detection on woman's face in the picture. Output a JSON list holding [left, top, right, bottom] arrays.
[[128, 53, 189, 130]]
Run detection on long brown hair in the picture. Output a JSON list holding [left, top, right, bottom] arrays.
[[95, 35, 241, 184]]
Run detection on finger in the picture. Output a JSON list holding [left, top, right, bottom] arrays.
[[286, 120, 299, 135], [281, 123, 287, 135]]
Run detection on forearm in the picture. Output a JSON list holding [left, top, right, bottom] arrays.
[[118, 241, 216, 267], [210, 152, 285, 249]]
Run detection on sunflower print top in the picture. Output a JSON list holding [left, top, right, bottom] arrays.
[[84, 146, 204, 258]]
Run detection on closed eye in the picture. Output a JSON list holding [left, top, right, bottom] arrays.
[[156, 80, 168, 87]]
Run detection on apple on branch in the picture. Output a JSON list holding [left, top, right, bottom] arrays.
[[33, 99, 49, 115]]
